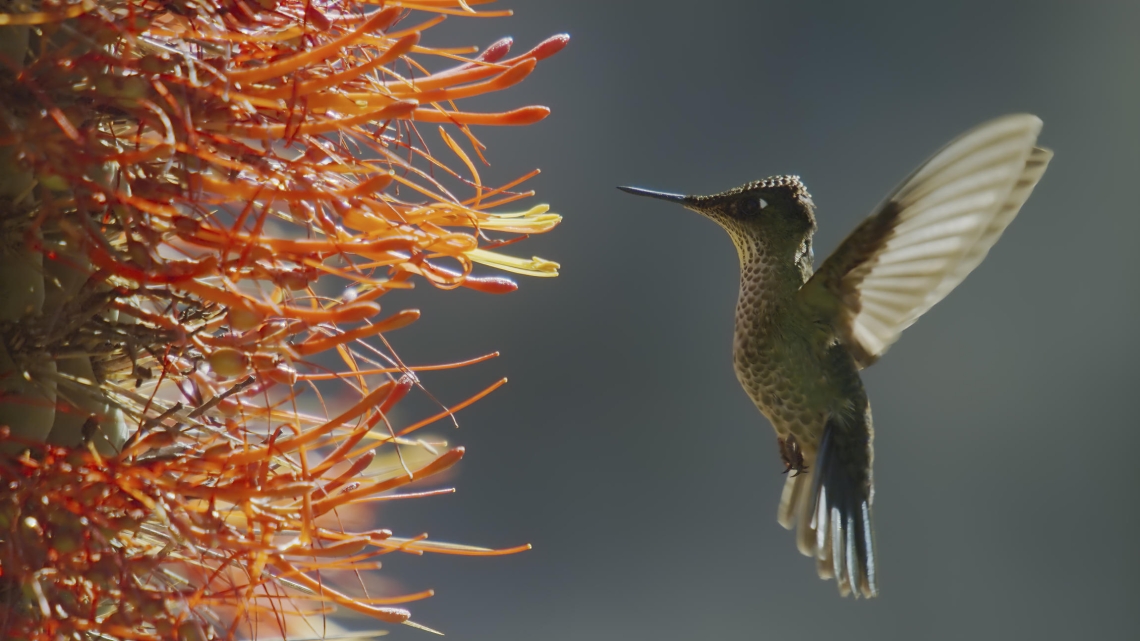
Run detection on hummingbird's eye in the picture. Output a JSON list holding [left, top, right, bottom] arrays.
[[758, 198, 769, 210]]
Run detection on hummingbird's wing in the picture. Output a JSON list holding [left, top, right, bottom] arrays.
[[800, 114, 1052, 367]]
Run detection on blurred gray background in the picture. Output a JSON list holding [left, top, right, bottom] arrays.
[[377, 1, 1140, 639]]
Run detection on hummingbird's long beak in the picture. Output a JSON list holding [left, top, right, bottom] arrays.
[[617, 186, 689, 204]]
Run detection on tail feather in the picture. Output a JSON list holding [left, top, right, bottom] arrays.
[[777, 465, 806, 529], [777, 415, 878, 598]]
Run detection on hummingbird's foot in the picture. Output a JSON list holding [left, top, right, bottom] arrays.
[[779, 435, 808, 476]]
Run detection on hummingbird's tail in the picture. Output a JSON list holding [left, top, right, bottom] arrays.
[[778, 412, 878, 598]]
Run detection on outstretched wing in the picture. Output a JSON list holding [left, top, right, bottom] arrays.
[[800, 114, 1052, 367]]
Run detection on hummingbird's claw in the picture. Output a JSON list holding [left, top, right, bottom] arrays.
[[778, 435, 808, 476]]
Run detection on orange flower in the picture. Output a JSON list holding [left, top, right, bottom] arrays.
[[0, 0, 565, 637]]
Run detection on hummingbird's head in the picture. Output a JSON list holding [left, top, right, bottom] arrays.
[[619, 175, 817, 259]]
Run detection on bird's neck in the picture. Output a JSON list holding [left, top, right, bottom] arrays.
[[733, 234, 813, 322]]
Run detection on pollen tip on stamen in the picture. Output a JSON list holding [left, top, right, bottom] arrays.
[[533, 33, 570, 60], [480, 37, 513, 63], [506, 105, 549, 125]]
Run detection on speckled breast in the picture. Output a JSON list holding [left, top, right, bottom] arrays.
[[723, 216, 835, 450], [729, 259, 839, 452]]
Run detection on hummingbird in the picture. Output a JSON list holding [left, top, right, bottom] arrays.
[[619, 115, 1051, 598]]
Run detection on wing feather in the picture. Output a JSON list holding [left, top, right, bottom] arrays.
[[800, 114, 1051, 367]]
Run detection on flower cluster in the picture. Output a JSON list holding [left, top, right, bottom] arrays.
[[0, 0, 564, 638]]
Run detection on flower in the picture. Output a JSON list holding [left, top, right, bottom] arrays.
[[0, 0, 565, 637]]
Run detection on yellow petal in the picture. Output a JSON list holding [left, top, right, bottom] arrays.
[[466, 248, 559, 277], [479, 204, 562, 233]]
